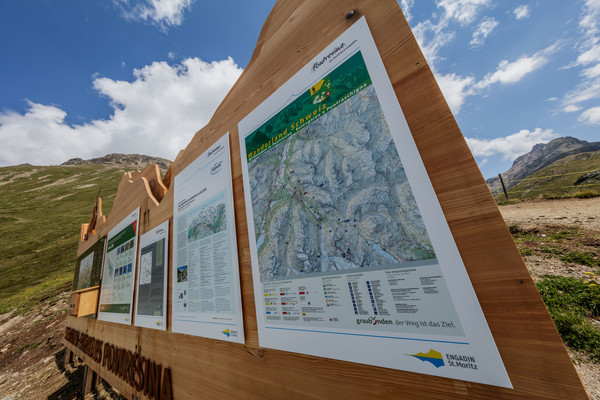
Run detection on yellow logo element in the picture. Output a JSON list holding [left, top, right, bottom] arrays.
[[410, 349, 445, 368], [310, 79, 325, 95]]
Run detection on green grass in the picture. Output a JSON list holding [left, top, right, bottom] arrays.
[[536, 275, 600, 362], [573, 189, 599, 199], [519, 248, 534, 256], [540, 245, 565, 255], [509, 225, 579, 244], [0, 165, 124, 314], [560, 251, 599, 267], [18, 338, 47, 352]]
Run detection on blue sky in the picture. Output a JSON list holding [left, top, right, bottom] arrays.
[[0, 0, 599, 179]]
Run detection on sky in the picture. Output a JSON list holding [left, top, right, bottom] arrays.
[[0, 0, 599, 179]]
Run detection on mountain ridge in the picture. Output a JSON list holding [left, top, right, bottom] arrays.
[[62, 153, 171, 170], [486, 137, 600, 194]]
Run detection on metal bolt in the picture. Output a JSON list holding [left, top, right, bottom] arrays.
[[517, 279, 523, 284], [346, 10, 355, 19]]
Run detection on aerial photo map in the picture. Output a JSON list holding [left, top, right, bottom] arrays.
[[247, 51, 436, 283], [187, 194, 227, 243]]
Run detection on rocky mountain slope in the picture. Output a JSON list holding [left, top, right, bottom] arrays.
[[62, 153, 171, 171], [493, 150, 600, 200], [487, 137, 600, 194]]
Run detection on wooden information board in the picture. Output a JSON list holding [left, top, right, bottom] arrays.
[[64, 0, 590, 399]]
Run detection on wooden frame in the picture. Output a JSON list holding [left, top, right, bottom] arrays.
[[64, 1, 589, 399]]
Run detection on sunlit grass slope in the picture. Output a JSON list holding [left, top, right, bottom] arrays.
[[496, 150, 600, 201], [0, 164, 125, 314]]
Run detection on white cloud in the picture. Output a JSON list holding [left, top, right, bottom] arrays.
[[412, 18, 455, 67], [115, 0, 193, 30], [470, 17, 498, 47], [579, 106, 600, 124], [562, 77, 600, 108], [559, 0, 600, 118], [437, 0, 492, 25], [466, 128, 558, 162], [428, 43, 559, 115], [513, 5, 530, 20], [579, 0, 600, 39], [564, 105, 582, 113], [435, 73, 475, 114], [412, 0, 492, 68], [582, 62, 600, 78], [475, 42, 559, 90], [400, 0, 415, 22], [0, 57, 242, 166], [410, 1, 554, 116], [168, 52, 176, 60], [577, 43, 600, 65]]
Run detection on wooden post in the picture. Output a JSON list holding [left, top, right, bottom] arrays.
[[64, 348, 74, 369], [83, 365, 98, 397], [499, 173, 509, 201]]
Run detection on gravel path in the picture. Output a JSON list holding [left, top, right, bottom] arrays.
[[500, 197, 600, 400], [499, 197, 600, 231]]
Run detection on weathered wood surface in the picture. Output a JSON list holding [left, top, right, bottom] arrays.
[[75, 287, 99, 318], [65, 0, 590, 398], [68, 293, 79, 317]]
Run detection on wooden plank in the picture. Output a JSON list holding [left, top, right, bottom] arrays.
[[83, 365, 98, 397], [68, 293, 79, 317], [64, 0, 590, 399], [77, 288, 99, 318]]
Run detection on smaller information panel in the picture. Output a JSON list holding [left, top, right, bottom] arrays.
[[134, 220, 169, 330], [172, 133, 244, 343], [73, 236, 106, 291], [98, 208, 140, 325]]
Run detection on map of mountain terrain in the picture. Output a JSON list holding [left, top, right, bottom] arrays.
[[249, 84, 435, 281]]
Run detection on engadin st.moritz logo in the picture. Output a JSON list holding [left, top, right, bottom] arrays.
[[222, 329, 231, 337], [409, 349, 445, 368]]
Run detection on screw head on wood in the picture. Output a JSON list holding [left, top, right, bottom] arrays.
[[346, 10, 355, 19]]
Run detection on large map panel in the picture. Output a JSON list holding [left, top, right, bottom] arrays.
[[249, 56, 435, 283], [239, 17, 511, 388]]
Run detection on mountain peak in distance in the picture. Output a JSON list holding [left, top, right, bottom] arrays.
[[486, 137, 600, 193], [61, 153, 171, 170]]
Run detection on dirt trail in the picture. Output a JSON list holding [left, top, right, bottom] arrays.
[[500, 197, 600, 231], [500, 197, 600, 400]]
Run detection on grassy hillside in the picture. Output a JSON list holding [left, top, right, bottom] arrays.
[[495, 150, 600, 201], [0, 164, 126, 314]]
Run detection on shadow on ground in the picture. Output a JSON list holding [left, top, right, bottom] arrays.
[[47, 348, 84, 400]]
